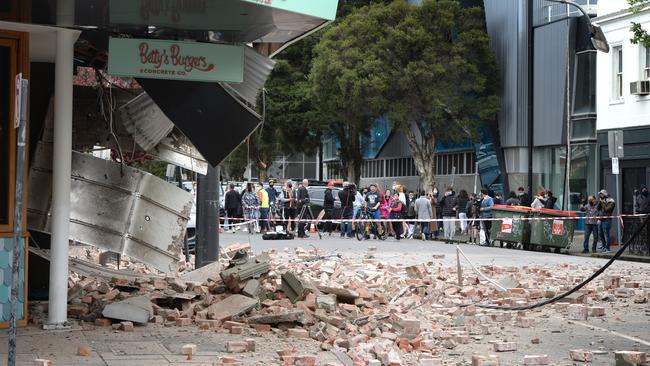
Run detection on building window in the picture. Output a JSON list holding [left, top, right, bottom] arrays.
[[613, 46, 623, 99], [643, 47, 650, 80], [0, 46, 10, 226]]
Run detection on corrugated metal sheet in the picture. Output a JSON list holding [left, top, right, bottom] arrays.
[[27, 143, 193, 273], [533, 19, 575, 146], [118, 92, 174, 151], [223, 46, 276, 107], [484, 0, 528, 148]]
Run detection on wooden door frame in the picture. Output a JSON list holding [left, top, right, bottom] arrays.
[[0, 30, 29, 235]]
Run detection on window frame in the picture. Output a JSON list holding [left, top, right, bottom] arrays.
[[644, 46, 650, 81], [612, 45, 623, 100]]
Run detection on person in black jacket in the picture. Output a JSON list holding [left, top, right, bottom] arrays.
[[296, 179, 311, 238], [339, 183, 356, 238], [544, 191, 557, 209], [439, 187, 457, 243], [323, 182, 336, 235], [224, 183, 241, 232], [517, 187, 532, 207]]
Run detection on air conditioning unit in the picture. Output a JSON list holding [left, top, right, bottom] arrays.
[[630, 80, 650, 96]]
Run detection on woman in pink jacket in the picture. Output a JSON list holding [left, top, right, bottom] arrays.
[[389, 192, 403, 241]]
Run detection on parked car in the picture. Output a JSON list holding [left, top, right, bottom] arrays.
[[306, 186, 343, 227]]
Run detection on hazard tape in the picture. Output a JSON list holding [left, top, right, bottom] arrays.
[[218, 213, 649, 224]]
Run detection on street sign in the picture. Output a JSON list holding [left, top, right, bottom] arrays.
[[608, 130, 624, 158], [107, 38, 244, 83], [612, 157, 619, 175]]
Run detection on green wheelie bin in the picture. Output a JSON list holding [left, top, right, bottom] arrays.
[[528, 208, 577, 252], [491, 204, 532, 248]]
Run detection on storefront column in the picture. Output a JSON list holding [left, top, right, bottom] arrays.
[[47, 29, 75, 326]]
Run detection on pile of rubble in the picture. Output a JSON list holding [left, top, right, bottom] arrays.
[[33, 244, 650, 365]]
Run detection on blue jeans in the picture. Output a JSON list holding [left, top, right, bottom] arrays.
[[583, 223, 598, 251], [259, 208, 269, 231], [370, 209, 380, 220], [599, 220, 612, 250], [340, 210, 354, 237], [420, 222, 430, 239]]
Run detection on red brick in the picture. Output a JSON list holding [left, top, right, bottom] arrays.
[[230, 326, 244, 334], [523, 354, 549, 365], [176, 318, 192, 326], [94, 318, 111, 327], [287, 328, 309, 338], [226, 341, 249, 353], [253, 324, 271, 332]]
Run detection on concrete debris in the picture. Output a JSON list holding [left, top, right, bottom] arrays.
[[53, 244, 650, 366], [101, 296, 153, 324], [614, 351, 648, 366]]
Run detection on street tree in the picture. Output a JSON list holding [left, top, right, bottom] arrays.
[[310, 4, 402, 184], [629, 0, 650, 47], [383, 0, 500, 192]]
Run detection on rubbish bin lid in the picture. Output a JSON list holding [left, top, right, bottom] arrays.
[[493, 204, 532, 212], [535, 208, 577, 217]]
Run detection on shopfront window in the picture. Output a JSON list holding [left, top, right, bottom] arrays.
[[533, 146, 567, 209], [567, 144, 597, 212], [0, 45, 9, 226], [573, 52, 596, 115]]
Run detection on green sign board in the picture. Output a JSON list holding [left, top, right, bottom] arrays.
[[107, 38, 244, 83], [240, 0, 338, 20]]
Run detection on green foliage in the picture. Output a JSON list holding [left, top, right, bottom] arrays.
[[134, 159, 169, 179], [385, 0, 500, 140], [223, 143, 248, 181], [629, 0, 650, 48]]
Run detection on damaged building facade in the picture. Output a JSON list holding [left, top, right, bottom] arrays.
[[0, 0, 339, 327]]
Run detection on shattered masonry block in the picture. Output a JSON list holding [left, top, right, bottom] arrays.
[[287, 328, 309, 338], [523, 355, 549, 365], [120, 321, 134, 332], [230, 326, 244, 334], [567, 304, 588, 321], [226, 341, 249, 353], [294, 355, 317, 366], [588, 306, 605, 317], [472, 355, 499, 366], [614, 351, 648, 366], [181, 344, 197, 355], [516, 317, 534, 328], [569, 349, 594, 362], [252, 324, 271, 332], [493, 342, 517, 352], [175, 318, 192, 326]]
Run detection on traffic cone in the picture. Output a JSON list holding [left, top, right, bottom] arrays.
[[309, 222, 316, 233]]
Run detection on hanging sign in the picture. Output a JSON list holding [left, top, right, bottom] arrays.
[[107, 38, 244, 83], [612, 157, 619, 175]]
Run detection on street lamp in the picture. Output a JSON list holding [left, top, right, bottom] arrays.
[[547, 0, 610, 53]]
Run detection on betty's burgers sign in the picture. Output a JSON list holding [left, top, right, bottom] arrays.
[[108, 38, 244, 83]]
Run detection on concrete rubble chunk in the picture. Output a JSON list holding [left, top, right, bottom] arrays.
[[614, 351, 648, 366], [282, 271, 310, 303], [206, 294, 258, 321], [523, 354, 549, 365], [181, 344, 197, 355], [242, 279, 261, 298], [567, 304, 588, 321], [247, 310, 305, 325], [102, 296, 153, 324], [472, 355, 500, 366], [181, 260, 222, 285], [317, 286, 360, 303], [316, 295, 337, 312], [569, 349, 593, 362], [493, 342, 517, 352]]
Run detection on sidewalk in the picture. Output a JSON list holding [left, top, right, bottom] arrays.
[[570, 232, 650, 264]]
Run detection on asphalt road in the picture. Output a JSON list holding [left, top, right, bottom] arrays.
[[221, 230, 650, 271]]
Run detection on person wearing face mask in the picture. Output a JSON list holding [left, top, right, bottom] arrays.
[[597, 189, 616, 253], [580, 195, 600, 253], [517, 187, 532, 207], [531, 190, 546, 209], [634, 185, 649, 254]]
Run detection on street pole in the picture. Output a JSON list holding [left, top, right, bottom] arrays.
[[564, 27, 572, 211], [195, 165, 220, 268], [8, 77, 28, 366], [527, 0, 535, 202]]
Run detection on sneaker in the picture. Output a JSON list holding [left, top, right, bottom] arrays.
[[601, 248, 610, 253], [581, 249, 589, 254]]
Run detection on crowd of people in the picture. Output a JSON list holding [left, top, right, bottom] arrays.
[[222, 178, 650, 251]]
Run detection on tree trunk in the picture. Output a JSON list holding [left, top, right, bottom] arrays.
[[258, 166, 269, 182], [404, 123, 436, 193]]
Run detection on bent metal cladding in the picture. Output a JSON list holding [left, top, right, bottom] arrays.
[[108, 38, 244, 83]]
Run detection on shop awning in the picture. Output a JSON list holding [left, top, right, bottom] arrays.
[[137, 78, 261, 167]]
